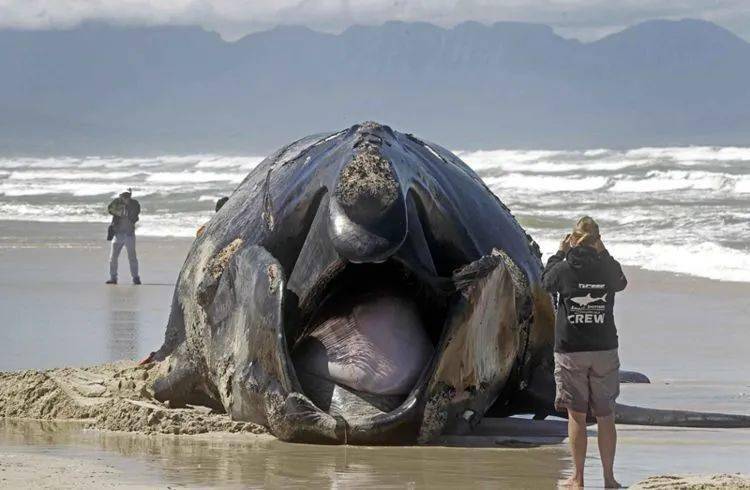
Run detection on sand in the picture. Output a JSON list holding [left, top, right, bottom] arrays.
[[0, 360, 265, 436], [631, 473, 750, 489], [0, 451, 142, 489]]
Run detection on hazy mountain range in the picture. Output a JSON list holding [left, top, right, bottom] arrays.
[[1, 18, 749, 154]]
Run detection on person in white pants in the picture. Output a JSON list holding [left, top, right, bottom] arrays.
[[109, 233, 139, 284], [106, 190, 141, 285]]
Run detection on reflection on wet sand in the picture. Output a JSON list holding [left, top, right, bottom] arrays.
[[0, 419, 568, 488], [3, 417, 750, 487], [106, 288, 140, 362]]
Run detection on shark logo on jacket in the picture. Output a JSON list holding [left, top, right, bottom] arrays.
[[570, 293, 607, 307], [567, 291, 608, 325]]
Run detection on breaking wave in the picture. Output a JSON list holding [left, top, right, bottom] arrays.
[[0, 147, 748, 282], [461, 146, 750, 283]]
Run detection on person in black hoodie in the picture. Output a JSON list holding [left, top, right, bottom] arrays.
[[542, 216, 627, 489]]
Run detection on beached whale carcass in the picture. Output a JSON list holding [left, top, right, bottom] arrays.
[[150, 121, 556, 443], [151, 122, 750, 443]]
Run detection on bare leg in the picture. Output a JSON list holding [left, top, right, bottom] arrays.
[[596, 414, 622, 488], [562, 410, 587, 488]]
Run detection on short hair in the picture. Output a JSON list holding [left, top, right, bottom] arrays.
[[215, 196, 229, 212], [571, 216, 600, 247]]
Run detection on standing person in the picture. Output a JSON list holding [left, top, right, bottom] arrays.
[[541, 216, 626, 489], [106, 189, 141, 285]]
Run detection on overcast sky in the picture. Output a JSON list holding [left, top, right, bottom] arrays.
[[1, 0, 748, 42]]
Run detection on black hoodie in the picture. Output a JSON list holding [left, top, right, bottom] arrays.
[[542, 246, 627, 353]]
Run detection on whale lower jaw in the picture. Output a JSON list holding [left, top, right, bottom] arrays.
[[267, 253, 523, 445], [277, 260, 445, 444]]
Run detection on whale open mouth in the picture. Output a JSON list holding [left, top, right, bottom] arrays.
[[288, 261, 449, 420]]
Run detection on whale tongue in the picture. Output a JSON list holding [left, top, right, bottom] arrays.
[[292, 292, 433, 406]]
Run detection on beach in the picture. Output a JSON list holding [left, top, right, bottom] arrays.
[[2, 10, 750, 486], [0, 221, 189, 371], [1, 219, 749, 487]]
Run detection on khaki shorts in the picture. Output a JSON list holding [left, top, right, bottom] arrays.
[[554, 349, 620, 417]]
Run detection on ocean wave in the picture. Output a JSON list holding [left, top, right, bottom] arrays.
[[0, 157, 80, 169], [517, 207, 667, 228], [195, 156, 263, 169], [626, 146, 750, 163], [734, 176, 750, 193], [0, 203, 212, 237], [145, 171, 246, 184], [0, 154, 264, 171], [460, 146, 750, 176], [0, 182, 122, 197], [535, 237, 750, 283], [137, 212, 213, 237], [459, 149, 650, 174], [484, 174, 611, 192], [455, 149, 563, 171], [198, 194, 223, 202], [7, 170, 141, 181], [609, 170, 735, 193], [0, 203, 109, 222], [1, 146, 748, 283], [609, 241, 750, 283]]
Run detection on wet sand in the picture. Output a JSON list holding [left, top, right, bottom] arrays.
[[1, 219, 749, 487], [0, 221, 191, 370], [0, 419, 568, 488], [1, 418, 748, 488]]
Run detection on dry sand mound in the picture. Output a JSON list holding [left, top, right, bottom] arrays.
[[631, 473, 750, 489], [0, 361, 265, 436]]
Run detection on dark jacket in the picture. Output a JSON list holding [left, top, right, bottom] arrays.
[[542, 246, 627, 353], [108, 197, 140, 236]]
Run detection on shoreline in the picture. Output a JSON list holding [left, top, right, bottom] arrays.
[[1, 220, 749, 487], [2, 219, 749, 286]]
